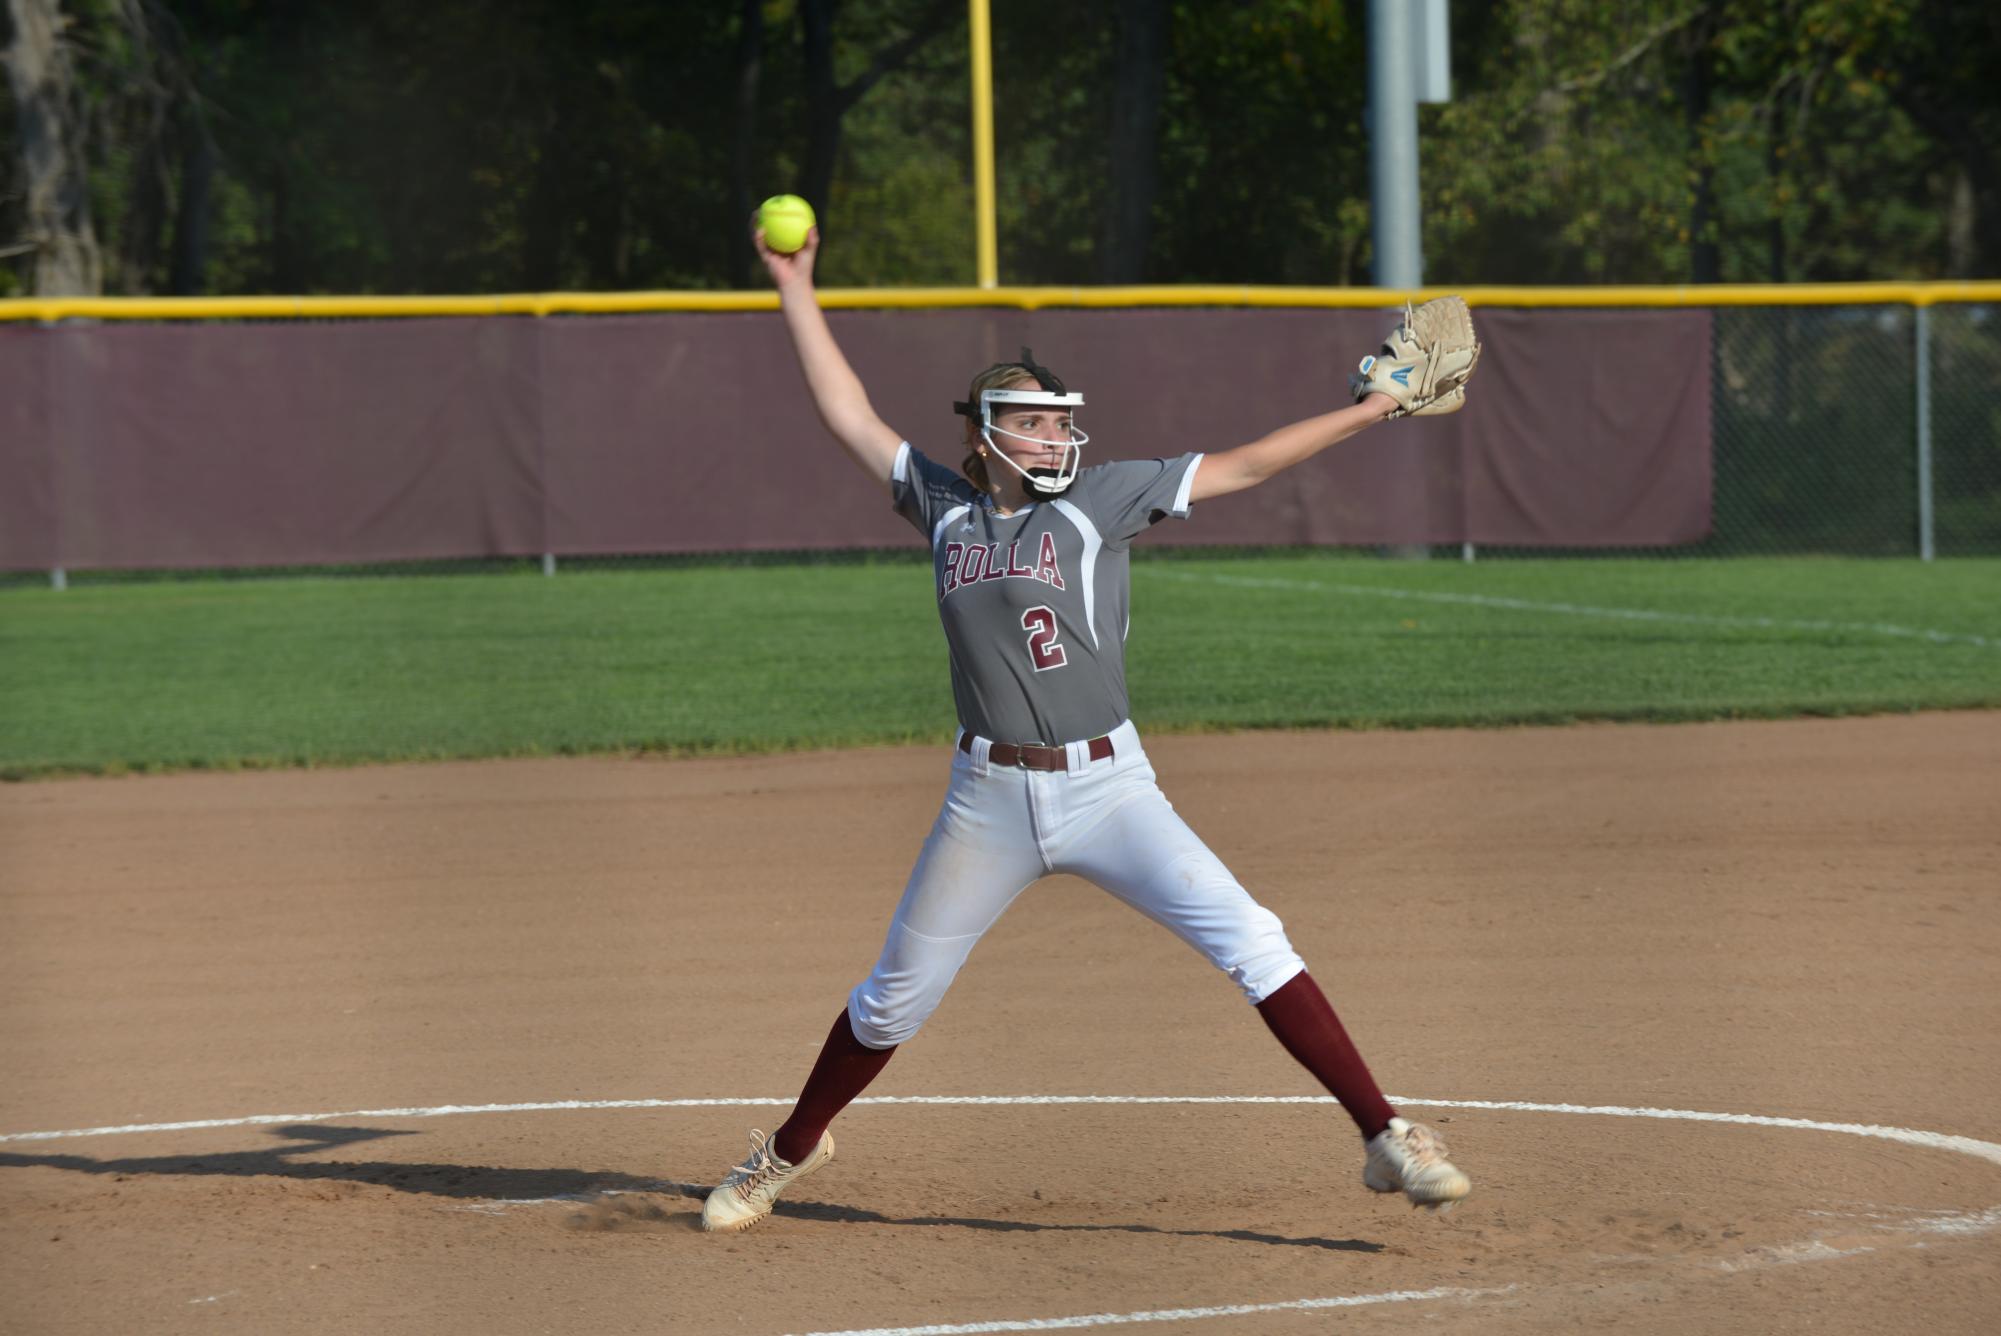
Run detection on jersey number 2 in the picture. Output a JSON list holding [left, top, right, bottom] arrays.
[[1022, 606, 1068, 671]]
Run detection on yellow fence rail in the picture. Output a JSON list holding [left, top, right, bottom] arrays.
[[3, 281, 1999, 322]]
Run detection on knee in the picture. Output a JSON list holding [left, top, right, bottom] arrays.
[[847, 976, 937, 1049], [848, 919, 981, 1049], [1226, 905, 1305, 1004]]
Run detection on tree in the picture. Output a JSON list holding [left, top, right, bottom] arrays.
[[3, 0, 101, 294], [9, 0, 1987, 295], [1424, 0, 1986, 285], [727, 0, 766, 289], [1098, 0, 1168, 283], [799, 0, 959, 207], [1880, 1, 2001, 277]]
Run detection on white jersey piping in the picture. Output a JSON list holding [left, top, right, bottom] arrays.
[[932, 504, 972, 550], [1048, 499, 1103, 649], [1171, 453, 1204, 517]]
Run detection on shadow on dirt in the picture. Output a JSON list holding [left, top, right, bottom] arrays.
[[0, 1123, 664, 1203], [588, 1180, 1383, 1251], [4, 1123, 1384, 1252]]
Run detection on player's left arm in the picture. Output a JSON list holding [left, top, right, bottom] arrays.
[[1187, 394, 1399, 502]]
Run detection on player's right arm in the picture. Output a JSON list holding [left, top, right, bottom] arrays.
[[756, 225, 903, 491]]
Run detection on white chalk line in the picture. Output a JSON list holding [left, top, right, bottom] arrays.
[[1149, 569, 1999, 649], [1715, 1241, 1876, 1274], [8, 1093, 1997, 1336], [782, 1285, 1516, 1336], [7, 1095, 2001, 1169]]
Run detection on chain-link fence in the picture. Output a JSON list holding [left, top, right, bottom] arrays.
[[3, 294, 1997, 587], [1692, 301, 2000, 558], [1928, 302, 2001, 555], [1451, 298, 1998, 561]]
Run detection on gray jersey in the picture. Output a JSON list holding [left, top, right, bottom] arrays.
[[891, 442, 1203, 744]]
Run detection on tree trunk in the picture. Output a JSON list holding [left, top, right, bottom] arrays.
[[1680, 10, 1719, 284], [1897, 94, 2001, 279], [729, 0, 764, 288], [1765, 127, 1784, 284], [519, 108, 568, 290], [169, 105, 215, 295], [2, 0, 103, 295], [797, 0, 959, 238], [1097, 0, 1168, 284], [109, 0, 173, 294], [119, 109, 170, 294], [269, 165, 296, 292], [800, 0, 841, 220], [1886, 2, 2001, 277], [1943, 167, 1974, 279]]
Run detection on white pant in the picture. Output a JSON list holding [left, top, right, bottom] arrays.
[[847, 720, 1305, 1049]]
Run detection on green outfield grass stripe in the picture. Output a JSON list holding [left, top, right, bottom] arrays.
[[3, 556, 1997, 777], [1155, 569, 2000, 648]]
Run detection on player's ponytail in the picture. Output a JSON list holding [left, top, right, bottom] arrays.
[[959, 364, 1041, 493]]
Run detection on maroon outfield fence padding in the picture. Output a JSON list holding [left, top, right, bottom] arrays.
[[0, 307, 1710, 570], [0, 327, 58, 570]]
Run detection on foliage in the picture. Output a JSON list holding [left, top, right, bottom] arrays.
[[1425, 0, 1993, 284], [0, 48, 14, 298], [1151, 1, 1371, 285], [1, 0, 1995, 294]]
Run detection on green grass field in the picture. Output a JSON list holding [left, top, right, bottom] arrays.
[[2, 554, 1997, 778]]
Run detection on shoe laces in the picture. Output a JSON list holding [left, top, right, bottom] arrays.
[[1399, 1122, 1450, 1167], [728, 1129, 782, 1196]]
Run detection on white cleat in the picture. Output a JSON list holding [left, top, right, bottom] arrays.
[[701, 1129, 834, 1234], [1364, 1117, 1471, 1211]]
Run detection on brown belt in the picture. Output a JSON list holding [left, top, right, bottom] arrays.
[[959, 731, 1115, 772]]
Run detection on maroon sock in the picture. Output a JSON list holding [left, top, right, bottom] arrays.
[[1255, 971, 1397, 1141], [771, 1009, 897, 1165]]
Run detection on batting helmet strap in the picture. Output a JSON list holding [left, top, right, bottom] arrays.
[[954, 347, 1071, 418], [1018, 347, 1067, 395]]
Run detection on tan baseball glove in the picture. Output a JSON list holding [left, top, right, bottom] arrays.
[[1349, 295, 1482, 418]]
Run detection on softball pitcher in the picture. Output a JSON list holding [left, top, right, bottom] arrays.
[[702, 222, 1479, 1234]]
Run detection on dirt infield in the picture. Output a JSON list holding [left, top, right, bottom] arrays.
[[3, 713, 1998, 1334]]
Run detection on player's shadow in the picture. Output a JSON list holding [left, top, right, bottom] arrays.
[[0, 1123, 668, 1203], [5, 1126, 1383, 1252], [644, 1181, 1383, 1252]]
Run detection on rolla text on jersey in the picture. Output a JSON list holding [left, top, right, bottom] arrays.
[[939, 533, 1067, 601]]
